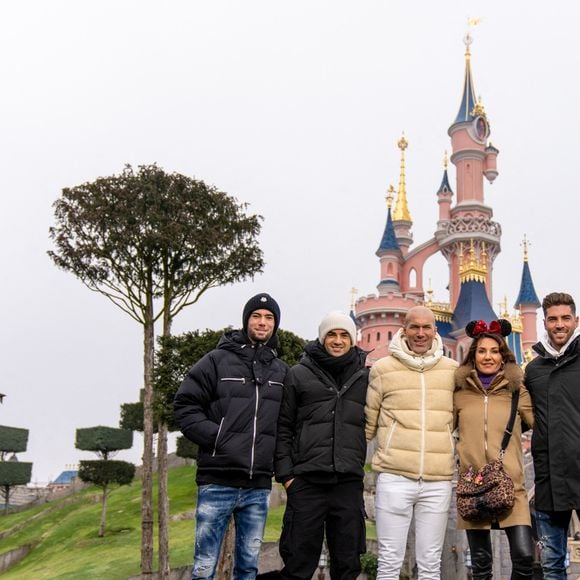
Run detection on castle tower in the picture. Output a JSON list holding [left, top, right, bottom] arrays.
[[514, 235, 541, 354], [377, 185, 402, 294], [437, 32, 502, 309]]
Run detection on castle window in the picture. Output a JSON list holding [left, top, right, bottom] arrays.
[[376, 332, 380, 342], [388, 331, 392, 341], [409, 268, 417, 288]]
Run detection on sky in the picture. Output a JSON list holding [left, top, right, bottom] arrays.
[[1, 1, 579, 484]]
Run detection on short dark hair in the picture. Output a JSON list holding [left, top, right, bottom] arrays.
[[542, 292, 576, 316], [462, 333, 517, 367]]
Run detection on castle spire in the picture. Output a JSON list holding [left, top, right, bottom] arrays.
[[453, 32, 478, 124], [377, 185, 401, 254], [392, 134, 412, 222], [514, 235, 541, 308]]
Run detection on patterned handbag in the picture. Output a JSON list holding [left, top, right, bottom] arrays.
[[456, 390, 519, 522]]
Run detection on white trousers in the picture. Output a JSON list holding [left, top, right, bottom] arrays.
[[375, 473, 452, 580]]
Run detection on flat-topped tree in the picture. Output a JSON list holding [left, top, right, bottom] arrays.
[[49, 164, 264, 576], [0, 425, 33, 513], [76, 426, 135, 537]]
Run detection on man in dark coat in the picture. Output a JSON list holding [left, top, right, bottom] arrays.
[[174, 293, 288, 580], [275, 311, 368, 580], [525, 292, 580, 580]]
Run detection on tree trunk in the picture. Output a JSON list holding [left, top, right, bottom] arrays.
[[157, 421, 170, 578], [98, 484, 108, 537], [216, 518, 235, 579], [141, 292, 155, 578], [3, 485, 10, 514]]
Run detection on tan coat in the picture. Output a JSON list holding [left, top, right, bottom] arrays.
[[454, 363, 534, 529], [365, 331, 457, 481]]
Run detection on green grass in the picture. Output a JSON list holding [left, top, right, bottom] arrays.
[[0, 465, 375, 578]]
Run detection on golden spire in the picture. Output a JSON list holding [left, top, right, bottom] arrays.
[[393, 134, 412, 222], [350, 287, 358, 311], [471, 95, 486, 118], [425, 278, 434, 306], [459, 239, 488, 283], [521, 234, 529, 263], [386, 185, 395, 209], [443, 150, 448, 169]]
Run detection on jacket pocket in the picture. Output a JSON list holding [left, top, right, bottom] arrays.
[[383, 420, 398, 453], [268, 380, 284, 387], [220, 377, 246, 383], [212, 418, 225, 457]]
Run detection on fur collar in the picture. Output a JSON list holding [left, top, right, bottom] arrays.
[[455, 362, 523, 392]]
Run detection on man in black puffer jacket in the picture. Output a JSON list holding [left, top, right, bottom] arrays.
[[275, 311, 369, 580], [525, 292, 580, 580], [174, 293, 287, 580]]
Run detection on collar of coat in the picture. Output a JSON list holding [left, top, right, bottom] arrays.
[[455, 362, 523, 392], [389, 328, 444, 371]]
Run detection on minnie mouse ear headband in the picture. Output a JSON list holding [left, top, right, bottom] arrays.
[[465, 319, 512, 338]]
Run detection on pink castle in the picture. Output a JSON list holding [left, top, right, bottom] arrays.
[[354, 33, 540, 365]]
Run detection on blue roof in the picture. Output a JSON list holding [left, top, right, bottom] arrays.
[[452, 280, 498, 330], [52, 470, 78, 485], [377, 207, 401, 253], [438, 169, 453, 193], [514, 261, 541, 308], [437, 320, 453, 339], [453, 56, 477, 125]]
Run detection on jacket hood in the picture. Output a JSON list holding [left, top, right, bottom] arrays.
[[455, 361, 523, 392], [389, 328, 444, 371], [533, 329, 580, 360]]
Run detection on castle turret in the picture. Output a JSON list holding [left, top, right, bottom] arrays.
[[376, 186, 402, 294], [514, 236, 541, 354], [437, 152, 453, 222]]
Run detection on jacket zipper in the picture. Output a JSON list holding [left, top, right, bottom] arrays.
[[384, 420, 398, 451], [220, 377, 246, 383], [483, 393, 489, 454], [249, 383, 259, 478], [419, 371, 426, 479], [212, 418, 225, 457], [268, 381, 284, 387]]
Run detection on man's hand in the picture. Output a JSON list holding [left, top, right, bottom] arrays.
[[283, 478, 294, 490]]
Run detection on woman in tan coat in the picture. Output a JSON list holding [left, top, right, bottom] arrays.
[[454, 319, 534, 580]]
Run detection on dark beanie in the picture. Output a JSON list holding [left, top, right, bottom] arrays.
[[242, 293, 281, 334]]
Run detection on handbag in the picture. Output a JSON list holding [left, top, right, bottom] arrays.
[[456, 390, 520, 522]]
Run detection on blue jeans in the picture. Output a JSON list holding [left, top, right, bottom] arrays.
[[535, 509, 574, 580], [191, 484, 270, 580]]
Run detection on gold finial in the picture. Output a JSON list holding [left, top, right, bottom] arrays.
[[350, 287, 358, 311], [392, 133, 412, 222], [521, 234, 530, 263], [443, 150, 448, 169], [386, 185, 395, 209], [471, 96, 486, 118], [459, 239, 488, 283], [464, 17, 482, 57]]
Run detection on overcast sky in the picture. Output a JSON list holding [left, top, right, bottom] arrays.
[[1, 1, 578, 484]]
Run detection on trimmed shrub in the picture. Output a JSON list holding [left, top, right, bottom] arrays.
[[0, 426, 29, 453], [176, 436, 198, 460], [0, 462, 32, 486], [76, 426, 133, 454], [78, 460, 135, 487]]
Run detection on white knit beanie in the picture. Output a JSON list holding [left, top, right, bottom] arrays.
[[318, 311, 357, 345]]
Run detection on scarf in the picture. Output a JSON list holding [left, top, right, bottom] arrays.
[[389, 328, 444, 371]]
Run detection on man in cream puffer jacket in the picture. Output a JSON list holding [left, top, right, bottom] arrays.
[[365, 306, 457, 580]]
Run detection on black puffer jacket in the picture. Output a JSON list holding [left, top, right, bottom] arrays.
[[174, 330, 287, 486], [274, 342, 369, 482], [525, 335, 580, 511]]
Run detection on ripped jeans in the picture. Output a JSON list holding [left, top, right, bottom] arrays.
[[191, 484, 270, 580], [534, 509, 578, 580]]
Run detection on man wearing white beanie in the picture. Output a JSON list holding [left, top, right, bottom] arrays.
[[275, 311, 368, 580]]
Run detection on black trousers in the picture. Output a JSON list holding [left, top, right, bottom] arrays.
[[467, 525, 534, 579], [279, 477, 366, 580]]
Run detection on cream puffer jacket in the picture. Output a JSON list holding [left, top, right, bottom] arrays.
[[365, 329, 458, 480]]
